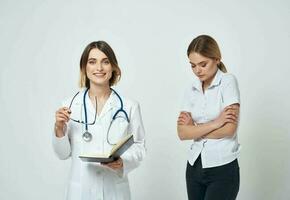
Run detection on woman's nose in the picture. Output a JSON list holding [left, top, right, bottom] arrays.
[[96, 62, 103, 71], [195, 66, 201, 74]]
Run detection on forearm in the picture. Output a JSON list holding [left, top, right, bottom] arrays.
[[121, 142, 146, 177], [52, 126, 71, 160], [177, 121, 217, 140], [55, 125, 65, 138], [204, 123, 237, 139]]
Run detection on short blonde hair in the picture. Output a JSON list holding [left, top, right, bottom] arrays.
[[79, 41, 121, 88]]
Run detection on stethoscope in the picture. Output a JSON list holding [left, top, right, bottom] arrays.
[[68, 88, 130, 145]]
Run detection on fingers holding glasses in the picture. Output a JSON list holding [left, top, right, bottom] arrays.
[[54, 107, 71, 137], [55, 107, 71, 125]]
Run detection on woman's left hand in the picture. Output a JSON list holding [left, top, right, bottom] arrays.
[[102, 158, 123, 170]]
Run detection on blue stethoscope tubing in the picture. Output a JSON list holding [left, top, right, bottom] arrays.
[[82, 88, 130, 144]]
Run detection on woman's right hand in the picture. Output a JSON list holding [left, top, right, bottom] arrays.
[[178, 111, 195, 126], [212, 105, 239, 129], [55, 107, 71, 137]]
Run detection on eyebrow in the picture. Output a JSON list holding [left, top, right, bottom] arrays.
[[189, 60, 207, 65], [88, 57, 109, 61]]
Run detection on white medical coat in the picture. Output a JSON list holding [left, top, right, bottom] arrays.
[[52, 89, 146, 200]]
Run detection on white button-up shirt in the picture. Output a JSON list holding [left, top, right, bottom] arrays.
[[181, 69, 241, 168]]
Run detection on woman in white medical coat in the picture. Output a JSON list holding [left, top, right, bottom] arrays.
[[52, 41, 146, 200]]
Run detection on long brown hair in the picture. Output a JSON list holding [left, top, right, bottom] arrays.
[[79, 41, 121, 88], [187, 35, 227, 72]]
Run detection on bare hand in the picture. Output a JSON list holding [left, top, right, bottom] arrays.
[[55, 107, 71, 136], [177, 111, 195, 126], [213, 104, 239, 129], [102, 158, 123, 170]]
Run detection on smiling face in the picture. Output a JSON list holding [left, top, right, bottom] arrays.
[[188, 52, 219, 86], [86, 48, 113, 87]]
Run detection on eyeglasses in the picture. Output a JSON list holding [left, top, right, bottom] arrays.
[[68, 91, 97, 125]]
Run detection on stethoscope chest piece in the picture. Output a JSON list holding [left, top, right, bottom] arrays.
[[82, 131, 92, 142], [70, 88, 129, 143]]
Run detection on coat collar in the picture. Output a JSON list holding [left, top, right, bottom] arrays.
[[79, 88, 120, 118]]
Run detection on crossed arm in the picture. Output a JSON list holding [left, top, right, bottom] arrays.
[[177, 104, 240, 140]]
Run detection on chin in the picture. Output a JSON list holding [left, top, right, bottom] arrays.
[[91, 80, 110, 87], [198, 77, 206, 82]]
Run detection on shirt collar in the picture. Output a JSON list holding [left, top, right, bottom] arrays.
[[191, 69, 223, 91], [208, 69, 223, 88]]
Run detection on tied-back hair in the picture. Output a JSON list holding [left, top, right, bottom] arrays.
[[187, 35, 227, 73]]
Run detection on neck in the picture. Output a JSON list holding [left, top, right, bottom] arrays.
[[88, 84, 111, 100], [202, 69, 218, 91], [202, 81, 211, 91]]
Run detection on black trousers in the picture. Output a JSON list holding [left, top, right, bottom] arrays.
[[186, 155, 240, 200]]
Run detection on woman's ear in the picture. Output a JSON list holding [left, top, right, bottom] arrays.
[[216, 58, 221, 65]]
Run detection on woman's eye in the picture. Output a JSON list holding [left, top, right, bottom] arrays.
[[103, 60, 110, 65], [191, 65, 196, 68], [88, 61, 96, 65], [201, 63, 207, 67]]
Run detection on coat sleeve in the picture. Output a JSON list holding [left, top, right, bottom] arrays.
[[120, 102, 146, 177], [52, 101, 72, 160]]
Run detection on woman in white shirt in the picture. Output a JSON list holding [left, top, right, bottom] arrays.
[[53, 41, 146, 200], [177, 35, 240, 200]]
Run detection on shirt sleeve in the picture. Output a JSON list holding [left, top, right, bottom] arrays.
[[222, 74, 240, 108], [120, 102, 146, 177]]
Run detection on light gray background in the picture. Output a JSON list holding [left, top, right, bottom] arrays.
[[0, 0, 289, 199]]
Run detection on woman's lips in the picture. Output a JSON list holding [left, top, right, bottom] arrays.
[[93, 73, 105, 77]]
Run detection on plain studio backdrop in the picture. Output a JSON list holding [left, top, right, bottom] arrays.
[[0, 0, 289, 199]]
